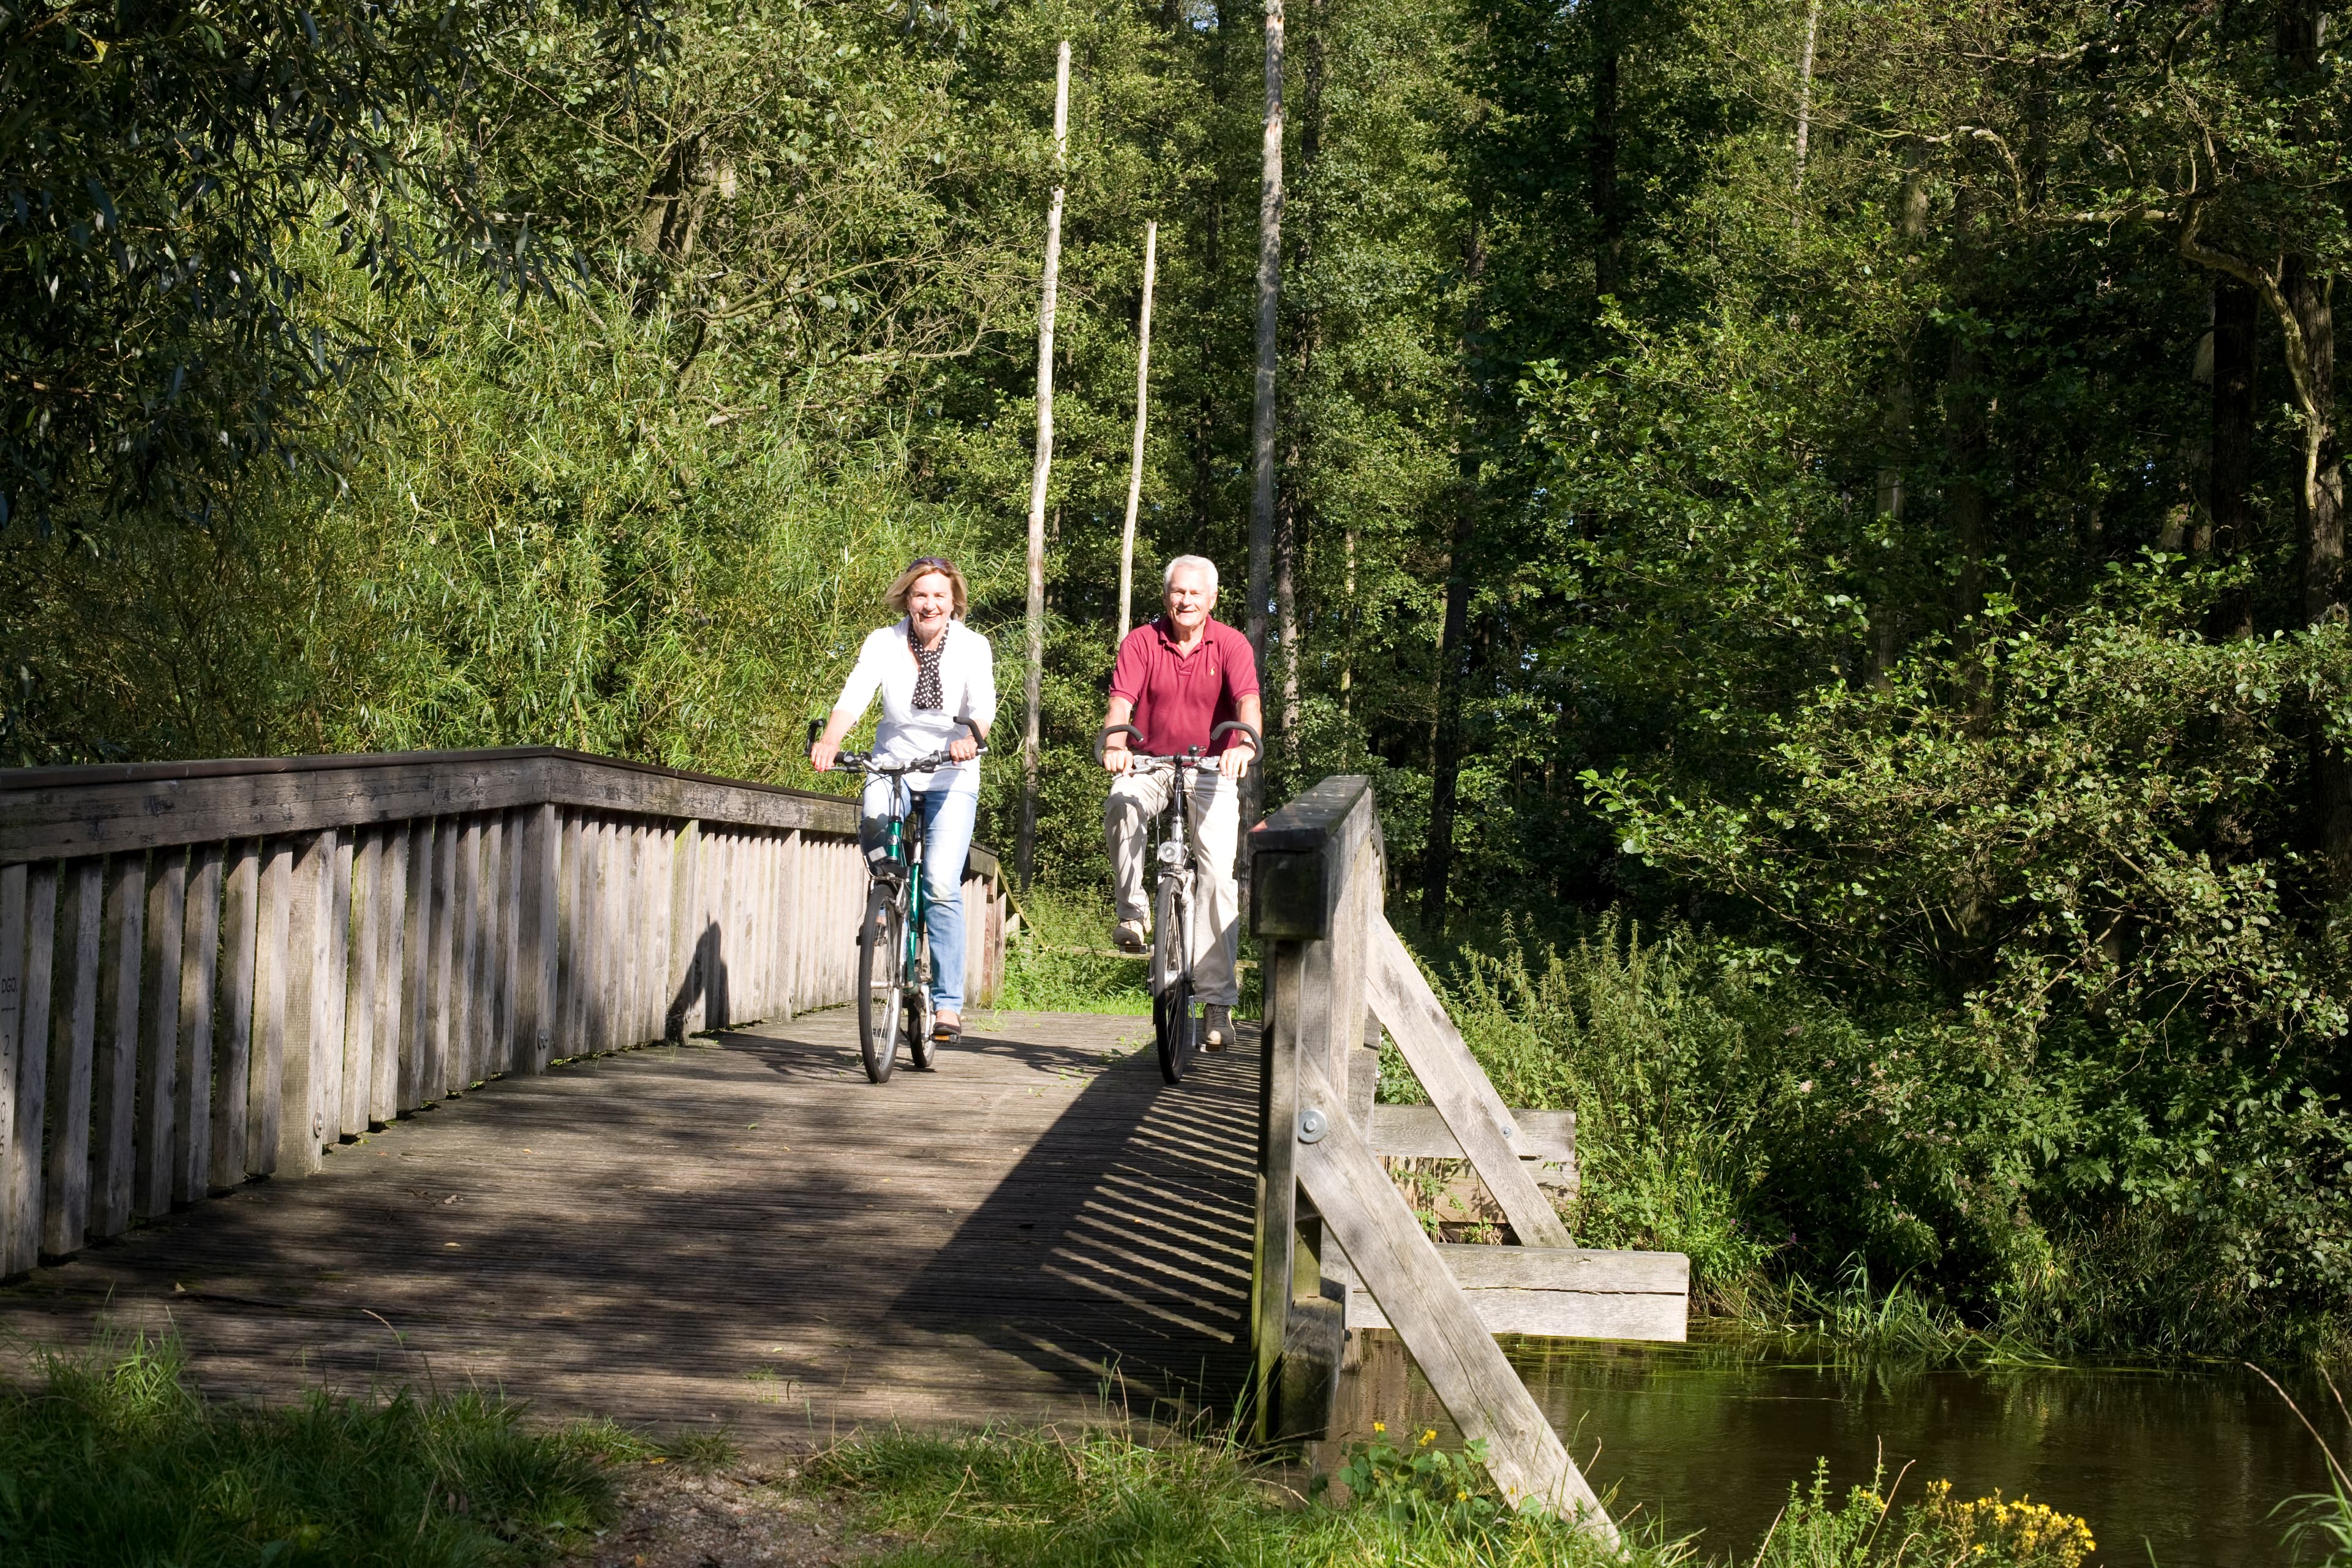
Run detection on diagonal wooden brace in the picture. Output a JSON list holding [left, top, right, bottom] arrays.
[[1292, 1057, 1615, 1537], [1366, 916, 1574, 1249]]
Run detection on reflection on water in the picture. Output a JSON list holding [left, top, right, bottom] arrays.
[[1334, 1327, 2337, 1566]]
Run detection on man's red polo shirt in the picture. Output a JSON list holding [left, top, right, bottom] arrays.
[[1110, 615, 1260, 756]]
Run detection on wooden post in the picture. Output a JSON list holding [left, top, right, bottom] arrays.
[[135, 847, 185, 1220], [175, 843, 223, 1203], [45, 858, 102, 1254], [1248, 0, 1286, 772], [1019, 37, 1072, 894], [213, 842, 259, 1189], [1119, 219, 1159, 643]]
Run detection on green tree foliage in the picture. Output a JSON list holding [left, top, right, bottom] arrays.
[[9, 0, 2352, 1356]]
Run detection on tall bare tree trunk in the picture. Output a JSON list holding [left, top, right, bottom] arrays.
[[1273, 0, 1324, 778], [1019, 42, 1070, 893], [1119, 221, 1159, 644], [1422, 203, 1488, 932], [1591, 19, 1621, 303], [1792, 0, 1820, 216], [1247, 0, 1286, 823]]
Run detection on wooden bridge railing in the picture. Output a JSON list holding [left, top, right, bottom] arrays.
[[0, 748, 1009, 1277], [1252, 775, 1686, 1539]]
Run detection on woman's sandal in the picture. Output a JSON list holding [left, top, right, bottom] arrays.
[[931, 1017, 963, 1047]]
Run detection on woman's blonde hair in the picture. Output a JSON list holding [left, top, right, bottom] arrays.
[[886, 555, 970, 619]]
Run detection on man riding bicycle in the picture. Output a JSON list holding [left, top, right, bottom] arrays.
[[1101, 555, 1261, 1052]]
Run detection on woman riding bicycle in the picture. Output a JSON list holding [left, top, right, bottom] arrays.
[[810, 556, 995, 1046]]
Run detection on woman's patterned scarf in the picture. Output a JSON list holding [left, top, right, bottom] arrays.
[[911, 626, 946, 711]]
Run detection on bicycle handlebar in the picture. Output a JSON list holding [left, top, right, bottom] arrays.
[[827, 742, 987, 776], [1094, 721, 1264, 767]]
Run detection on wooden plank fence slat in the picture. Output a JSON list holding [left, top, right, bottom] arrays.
[[176, 845, 222, 1204], [371, 824, 407, 1123], [556, 810, 582, 1060], [320, 829, 353, 1147], [518, 804, 556, 1072], [425, 818, 455, 1100], [276, 830, 327, 1175], [451, 816, 481, 1093], [0, 865, 29, 1270], [249, 840, 293, 1174], [343, 830, 379, 1139], [213, 843, 259, 1189], [399, 820, 437, 1114], [91, 853, 146, 1238], [476, 814, 502, 1081], [135, 848, 186, 1220], [43, 859, 103, 1254], [2, 864, 56, 1272], [665, 821, 699, 1042], [500, 809, 525, 1075]]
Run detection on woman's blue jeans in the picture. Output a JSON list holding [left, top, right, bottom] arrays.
[[860, 778, 978, 1014]]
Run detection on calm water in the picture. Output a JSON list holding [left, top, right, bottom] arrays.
[[1337, 1329, 2339, 1565]]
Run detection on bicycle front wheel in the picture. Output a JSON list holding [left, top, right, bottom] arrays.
[[1153, 876, 1199, 1084], [858, 883, 907, 1083]]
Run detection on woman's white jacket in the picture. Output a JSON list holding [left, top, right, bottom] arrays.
[[833, 618, 997, 791]]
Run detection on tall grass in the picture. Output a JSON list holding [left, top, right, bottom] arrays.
[[1000, 886, 1155, 1016], [0, 1332, 619, 1566]]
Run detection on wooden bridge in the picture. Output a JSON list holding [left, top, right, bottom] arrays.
[[0, 751, 1683, 1531]]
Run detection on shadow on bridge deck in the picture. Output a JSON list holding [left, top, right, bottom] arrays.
[[0, 1009, 1259, 1438]]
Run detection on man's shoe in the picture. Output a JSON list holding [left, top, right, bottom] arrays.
[[1114, 919, 1149, 954], [1203, 1005, 1234, 1052]]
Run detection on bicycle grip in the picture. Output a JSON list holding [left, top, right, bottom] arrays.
[[1210, 720, 1264, 758], [1095, 724, 1147, 764]]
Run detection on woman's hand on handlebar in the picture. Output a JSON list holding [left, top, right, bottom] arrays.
[[810, 737, 841, 774], [948, 731, 979, 764]]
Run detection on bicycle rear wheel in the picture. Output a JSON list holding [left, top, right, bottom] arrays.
[[1153, 876, 1199, 1084], [858, 883, 907, 1083]]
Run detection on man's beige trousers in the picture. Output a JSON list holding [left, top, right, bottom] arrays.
[[1104, 767, 1242, 1007]]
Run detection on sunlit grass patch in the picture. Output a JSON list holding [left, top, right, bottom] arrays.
[[0, 1331, 616, 1566]]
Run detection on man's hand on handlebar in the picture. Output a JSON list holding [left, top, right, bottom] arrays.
[[1218, 741, 1256, 780], [1102, 739, 1133, 775]]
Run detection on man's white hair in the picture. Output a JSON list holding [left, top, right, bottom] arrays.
[[1163, 554, 1219, 592]]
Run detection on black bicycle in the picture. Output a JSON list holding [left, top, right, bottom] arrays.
[[812, 726, 986, 1084], [1096, 720, 1261, 1084]]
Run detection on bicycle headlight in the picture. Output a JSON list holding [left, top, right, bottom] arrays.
[[1156, 841, 1185, 867]]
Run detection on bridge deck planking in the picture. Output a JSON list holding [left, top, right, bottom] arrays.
[[0, 1009, 1260, 1436]]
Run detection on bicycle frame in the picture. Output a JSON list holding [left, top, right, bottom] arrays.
[[873, 771, 930, 981]]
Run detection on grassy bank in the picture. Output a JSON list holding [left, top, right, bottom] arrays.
[[0, 1334, 624, 1564]]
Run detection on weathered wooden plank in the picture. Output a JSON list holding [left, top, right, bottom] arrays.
[[665, 821, 701, 1042], [43, 859, 103, 1255], [212, 843, 260, 1189], [176, 843, 223, 1203], [2, 863, 56, 1272], [401, 819, 442, 1113], [451, 816, 482, 1093], [1366, 918, 1573, 1250], [0, 865, 28, 1269], [619, 822, 646, 1044], [91, 853, 147, 1238], [275, 831, 332, 1175], [1370, 1104, 1575, 1167], [650, 821, 676, 1041], [1254, 938, 1306, 1437], [372, 823, 409, 1121], [499, 808, 524, 1076], [1292, 1058, 1613, 1534], [552, 818, 581, 1062], [517, 804, 556, 1073], [478, 813, 505, 1078], [317, 829, 353, 1146], [0, 749, 858, 865], [135, 847, 186, 1219], [596, 818, 622, 1049], [343, 829, 380, 1139], [247, 841, 293, 1175], [1325, 1243, 1687, 1339]]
